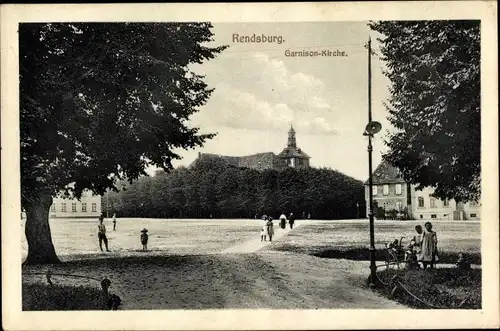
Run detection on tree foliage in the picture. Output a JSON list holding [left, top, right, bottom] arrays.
[[21, 22, 226, 204], [20, 23, 226, 264], [103, 159, 366, 220], [369, 21, 480, 202]]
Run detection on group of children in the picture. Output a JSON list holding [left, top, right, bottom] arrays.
[[97, 215, 150, 252], [390, 221, 471, 270], [387, 221, 439, 270], [259, 212, 296, 242]]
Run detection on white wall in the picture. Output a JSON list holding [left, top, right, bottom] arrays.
[[50, 191, 102, 218], [411, 186, 481, 220]]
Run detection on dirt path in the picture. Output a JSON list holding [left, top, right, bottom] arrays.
[[221, 223, 300, 254]]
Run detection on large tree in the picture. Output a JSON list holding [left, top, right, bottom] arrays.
[[369, 20, 480, 203], [20, 23, 227, 264]]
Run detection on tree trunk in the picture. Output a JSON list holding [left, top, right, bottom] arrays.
[[23, 192, 61, 265]]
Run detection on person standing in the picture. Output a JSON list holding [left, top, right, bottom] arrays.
[[112, 213, 117, 231], [279, 212, 287, 229], [419, 222, 438, 269], [260, 215, 269, 242], [140, 228, 149, 251], [267, 217, 275, 242], [98, 216, 110, 252], [288, 213, 295, 229]]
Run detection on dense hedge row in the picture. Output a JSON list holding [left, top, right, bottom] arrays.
[[104, 157, 366, 220]]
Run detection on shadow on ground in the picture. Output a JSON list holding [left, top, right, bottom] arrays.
[[22, 254, 306, 310]]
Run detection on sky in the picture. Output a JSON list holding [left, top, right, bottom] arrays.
[[151, 22, 395, 181]]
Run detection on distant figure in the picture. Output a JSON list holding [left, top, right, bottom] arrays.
[[302, 211, 306, 219], [112, 213, 117, 231], [288, 213, 295, 229], [419, 222, 438, 269], [140, 228, 149, 251], [98, 216, 110, 252], [267, 217, 275, 242], [308, 213, 311, 219], [279, 213, 287, 229], [456, 253, 471, 270], [260, 215, 268, 242]]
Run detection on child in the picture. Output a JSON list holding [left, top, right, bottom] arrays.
[[261, 215, 268, 242], [419, 222, 439, 269], [456, 253, 471, 270], [267, 217, 275, 242], [405, 225, 423, 268], [140, 228, 149, 251], [112, 213, 117, 231]]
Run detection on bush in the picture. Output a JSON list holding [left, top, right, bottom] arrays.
[[311, 247, 481, 265], [23, 283, 107, 310], [376, 268, 481, 309]]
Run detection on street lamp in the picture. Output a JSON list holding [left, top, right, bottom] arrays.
[[364, 120, 382, 288], [363, 36, 383, 288]]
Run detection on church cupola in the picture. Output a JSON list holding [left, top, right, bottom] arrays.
[[278, 124, 311, 169], [287, 125, 297, 148]]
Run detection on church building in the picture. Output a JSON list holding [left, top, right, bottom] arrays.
[[193, 125, 311, 171]]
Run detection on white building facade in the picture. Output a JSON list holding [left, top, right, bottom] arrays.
[[49, 190, 102, 218], [365, 161, 481, 220], [411, 186, 481, 221]]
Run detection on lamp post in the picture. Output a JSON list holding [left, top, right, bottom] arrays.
[[363, 36, 382, 288]]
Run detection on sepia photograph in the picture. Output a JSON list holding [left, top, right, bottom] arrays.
[[1, 2, 498, 330]]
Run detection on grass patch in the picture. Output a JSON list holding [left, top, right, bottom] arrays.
[[376, 268, 481, 309], [23, 283, 107, 310], [272, 245, 481, 265], [314, 247, 481, 265]]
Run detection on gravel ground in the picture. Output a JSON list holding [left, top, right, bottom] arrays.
[[22, 219, 479, 310]]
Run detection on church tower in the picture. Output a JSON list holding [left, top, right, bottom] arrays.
[[287, 125, 297, 149], [278, 124, 311, 169]]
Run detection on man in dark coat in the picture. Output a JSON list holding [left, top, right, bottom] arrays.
[[288, 213, 295, 229]]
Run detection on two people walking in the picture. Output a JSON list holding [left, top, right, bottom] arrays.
[[278, 212, 295, 229]]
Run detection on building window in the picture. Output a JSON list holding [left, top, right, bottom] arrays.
[[61, 203, 67, 212], [290, 158, 295, 168], [396, 201, 402, 211], [443, 199, 449, 207], [71, 203, 77, 212], [431, 214, 437, 219], [372, 186, 378, 196], [50, 205, 56, 212], [470, 213, 477, 218], [430, 197, 437, 208], [383, 184, 389, 195], [395, 184, 402, 195], [92, 203, 97, 212], [82, 203, 87, 212], [418, 197, 424, 207]]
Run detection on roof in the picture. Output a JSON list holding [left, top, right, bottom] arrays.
[[277, 147, 311, 159], [365, 160, 406, 185]]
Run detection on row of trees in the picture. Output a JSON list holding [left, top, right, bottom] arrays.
[[103, 157, 366, 220]]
